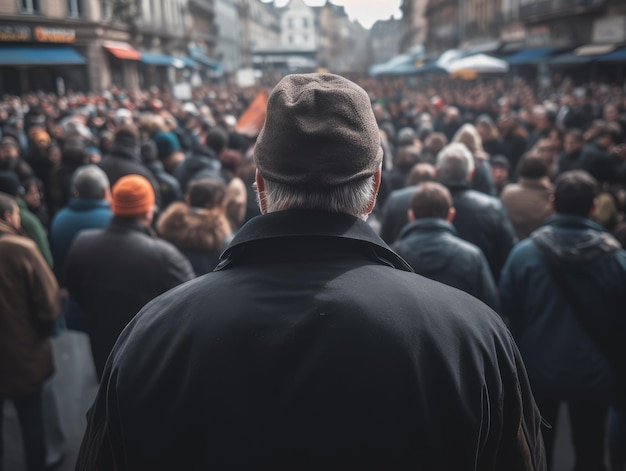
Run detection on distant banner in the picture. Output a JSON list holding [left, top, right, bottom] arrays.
[[236, 90, 268, 138]]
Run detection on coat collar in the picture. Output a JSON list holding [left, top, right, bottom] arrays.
[[397, 218, 457, 240], [109, 216, 157, 238], [67, 198, 111, 212], [217, 210, 413, 272]]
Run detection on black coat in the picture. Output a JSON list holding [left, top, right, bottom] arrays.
[[447, 182, 518, 282], [64, 217, 193, 379], [76, 210, 545, 470], [379, 185, 416, 244], [99, 145, 162, 208], [393, 218, 499, 311]]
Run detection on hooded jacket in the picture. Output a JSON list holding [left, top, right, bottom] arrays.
[[500, 214, 626, 406], [156, 202, 232, 275]]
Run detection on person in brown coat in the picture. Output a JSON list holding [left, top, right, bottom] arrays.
[[0, 192, 60, 471], [500, 154, 554, 240]]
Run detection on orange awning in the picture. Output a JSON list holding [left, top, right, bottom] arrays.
[[103, 41, 141, 61]]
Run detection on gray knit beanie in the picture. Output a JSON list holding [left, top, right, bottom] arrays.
[[254, 73, 383, 188]]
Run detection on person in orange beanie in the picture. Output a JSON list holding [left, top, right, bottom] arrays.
[[64, 174, 193, 380]]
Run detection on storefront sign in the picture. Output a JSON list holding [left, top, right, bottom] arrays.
[[526, 26, 550, 46], [500, 23, 525, 42], [0, 24, 32, 42], [33, 26, 76, 43], [592, 16, 626, 44], [0, 24, 75, 43]]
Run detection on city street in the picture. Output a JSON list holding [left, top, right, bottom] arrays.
[[2, 329, 587, 470]]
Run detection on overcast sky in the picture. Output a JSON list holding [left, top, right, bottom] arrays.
[[262, 0, 403, 29]]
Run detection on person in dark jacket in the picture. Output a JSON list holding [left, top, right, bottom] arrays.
[[437, 143, 518, 282], [500, 170, 626, 471], [555, 128, 585, 178], [379, 162, 437, 244], [64, 174, 193, 380], [392, 182, 499, 311], [76, 73, 545, 470], [140, 140, 182, 211], [0, 134, 34, 184], [156, 177, 232, 276], [98, 125, 162, 210]]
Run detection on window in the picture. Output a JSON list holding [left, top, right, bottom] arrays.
[[302, 18, 308, 28], [20, 0, 40, 14], [288, 35, 293, 45], [67, 0, 83, 18], [288, 18, 293, 28], [101, 0, 111, 20]]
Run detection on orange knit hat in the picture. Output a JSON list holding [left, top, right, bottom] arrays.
[[111, 174, 155, 217]]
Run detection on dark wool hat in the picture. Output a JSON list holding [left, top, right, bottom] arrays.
[[0, 171, 25, 196], [114, 126, 139, 149], [254, 73, 383, 188], [152, 131, 181, 159]]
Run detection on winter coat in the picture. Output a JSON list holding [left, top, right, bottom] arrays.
[[156, 202, 232, 276], [173, 147, 223, 194], [50, 198, 112, 282], [64, 217, 194, 379], [145, 160, 183, 212], [17, 197, 53, 268], [500, 177, 554, 240], [500, 214, 626, 408], [76, 210, 546, 470], [98, 145, 162, 208], [379, 185, 416, 244], [0, 219, 59, 398], [393, 218, 499, 311], [446, 182, 517, 282]]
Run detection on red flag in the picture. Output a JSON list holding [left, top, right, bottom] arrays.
[[236, 90, 268, 138]]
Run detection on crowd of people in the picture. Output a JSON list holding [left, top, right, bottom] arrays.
[[0, 71, 625, 470]]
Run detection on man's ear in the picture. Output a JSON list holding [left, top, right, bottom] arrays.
[[446, 207, 456, 223], [364, 167, 382, 215], [255, 169, 268, 214], [407, 209, 415, 222]]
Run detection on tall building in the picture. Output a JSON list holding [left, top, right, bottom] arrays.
[[215, 0, 241, 74], [369, 17, 403, 65], [239, 0, 281, 68], [400, 0, 428, 54], [318, 1, 367, 73]]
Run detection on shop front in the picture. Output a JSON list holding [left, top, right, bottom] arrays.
[[0, 24, 86, 94]]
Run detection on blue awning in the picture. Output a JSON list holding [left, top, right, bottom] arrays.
[[140, 52, 175, 67], [506, 48, 558, 65], [173, 56, 197, 69], [598, 48, 626, 62], [189, 52, 221, 71], [0, 46, 85, 65], [549, 53, 594, 65]]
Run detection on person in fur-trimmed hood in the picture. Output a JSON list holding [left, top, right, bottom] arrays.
[[157, 177, 233, 276]]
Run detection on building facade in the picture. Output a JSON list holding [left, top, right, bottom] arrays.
[[0, 0, 224, 94], [400, 0, 428, 54], [214, 0, 241, 74], [369, 17, 403, 65], [240, 0, 280, 68]]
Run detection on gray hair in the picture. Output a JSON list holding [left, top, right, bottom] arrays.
[[71, 165, 110, 199], [436, 143, 475, 184], [260, 177, 377, 220]]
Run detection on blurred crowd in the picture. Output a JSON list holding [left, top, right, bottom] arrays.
[[1, 72, 626, 470]]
